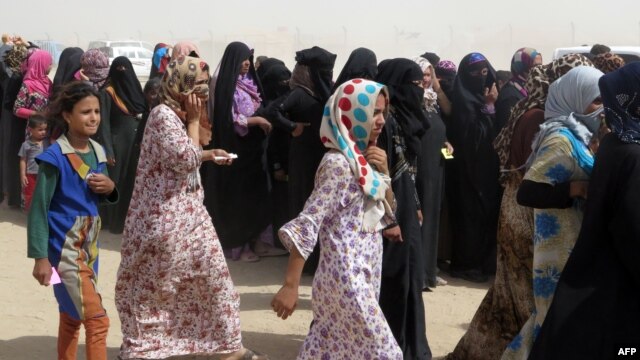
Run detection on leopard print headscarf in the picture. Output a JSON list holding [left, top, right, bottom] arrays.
[[592, 52, 625, 74], [493, 53, 593, 183], [4, 45, 27, 74]]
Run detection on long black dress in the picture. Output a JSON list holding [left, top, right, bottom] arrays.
[[379, 112, 431, 360], [376, 58, 431, 360], [95, 57, 146, 234], [416, 109, 447, 288], [204, 41, 270, 250], [1, 73, 24, 207], [447, 53, 501, 279], [495, 81, 524, 133], [272, 87, 325, 217], [529, 133, 640, 360]]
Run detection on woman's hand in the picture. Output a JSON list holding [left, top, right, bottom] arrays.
[[271, 283, 298, 320], [383, 225, 403, 242], [484, 83, 498, 105], [107, 157, 116, 166], [248, 116, 272, 135], [32, 258, 52, 286], [444, 141, 454, 156], [86, 173, 115, 195], [569, 181, 589, 200], [364, 146, 389, 175], [210, 149, 235, 166], [291, 123, 307, 137], [78, 69, 89, 81], [185, 93, 203, 124]]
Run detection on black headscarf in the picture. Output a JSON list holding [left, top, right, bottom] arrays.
[[420, 52, 440, 67], [294, 46, 336, 103], [52, 47, 83, 92], [376, 58, 428, 157], [256, 57, 283, 80], [106, 56, 146, 115], [259, 59, 291, 103], [211, 41, 263, 151], [333, 47, 377, 91], [450, 52, 497, 149]]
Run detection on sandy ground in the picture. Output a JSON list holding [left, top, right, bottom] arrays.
[[0, 205, 489, 360]]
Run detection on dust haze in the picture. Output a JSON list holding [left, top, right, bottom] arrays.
[[6, 0, 640, 71]]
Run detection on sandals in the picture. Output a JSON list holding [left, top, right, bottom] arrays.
[[239, 249, 260, 263]]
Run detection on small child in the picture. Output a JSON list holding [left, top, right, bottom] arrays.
[[28, 81, 118, 360], [18, 114, 49, 212]]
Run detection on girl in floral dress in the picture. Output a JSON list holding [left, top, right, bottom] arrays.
[[272, 79, 403, 360]]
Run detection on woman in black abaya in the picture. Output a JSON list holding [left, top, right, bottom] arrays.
[[376, 58, 432, 360], [332, 47, 377, 90], [447, 53, 501, 283], [203, 41, 275, 262]]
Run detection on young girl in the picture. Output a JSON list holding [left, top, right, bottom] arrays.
[[28, 81, 117, 360], [271, 79, 402, 359]]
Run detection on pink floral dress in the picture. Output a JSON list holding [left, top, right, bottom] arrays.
[[115, 104, 242, 359], [280, 151, 403, 360]]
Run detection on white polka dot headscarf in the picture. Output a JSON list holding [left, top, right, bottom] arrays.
[[320, 78, 393, 231]]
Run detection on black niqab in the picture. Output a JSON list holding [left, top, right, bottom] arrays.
[[261, 62, 291, 103], [107, 56, 146, 114], [333, 47, 377, 90], [256, 57, 285, 81], [53, 47, 83, 93], [376, 58, 428, 157], [451, 53, 497, 148], [294, 46, 336, 103]]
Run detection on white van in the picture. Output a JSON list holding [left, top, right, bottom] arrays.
[[553, 46, 640, 64], [88, 40, 155, 80]]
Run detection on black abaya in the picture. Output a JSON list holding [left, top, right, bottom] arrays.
[[379, 113, 431, 360], [447, 53, 501, 278], [376, 59, 431, 360], [416, 109, 447, 288], [1, 74, 24, 207], [203, 41, 270, 250]]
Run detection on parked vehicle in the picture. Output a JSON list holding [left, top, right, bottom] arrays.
[[88, 40, 154, 80], [553, 46, 640, 64]]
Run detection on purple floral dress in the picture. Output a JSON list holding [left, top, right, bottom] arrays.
[[280, 151, 403, 360]]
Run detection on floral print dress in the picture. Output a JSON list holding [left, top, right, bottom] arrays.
[[279, 151, 403, 360], [115, 104, 242, 359], [502, 132, 591, 359]]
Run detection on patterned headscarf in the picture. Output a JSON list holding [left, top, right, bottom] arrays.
[[319, 78, 393, 232], [80, 49, 109, 89], [592, 52, 625, 74], [510, 47, 540, 97], [22, 49, 52, 96], [4, 45, 27, 74], [412, 56, 438, 112], [599, 62, 640, 145], [161, 55, 212, 145], [493, 54, 593, 176], [171, 41, 199, 60]]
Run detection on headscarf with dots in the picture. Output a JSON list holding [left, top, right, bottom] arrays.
[[319, 78, 393, 232]]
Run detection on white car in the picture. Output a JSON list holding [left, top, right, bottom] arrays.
[[88, 40, 155, 80], [553, 46, 640, 64]]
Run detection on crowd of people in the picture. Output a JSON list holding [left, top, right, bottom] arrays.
[[1, 31, 637, 359]]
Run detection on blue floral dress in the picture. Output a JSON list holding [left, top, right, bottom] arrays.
[[502, 131, 592, 359]]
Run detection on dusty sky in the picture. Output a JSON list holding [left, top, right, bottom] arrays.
[[5, 0, 640, 70]]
